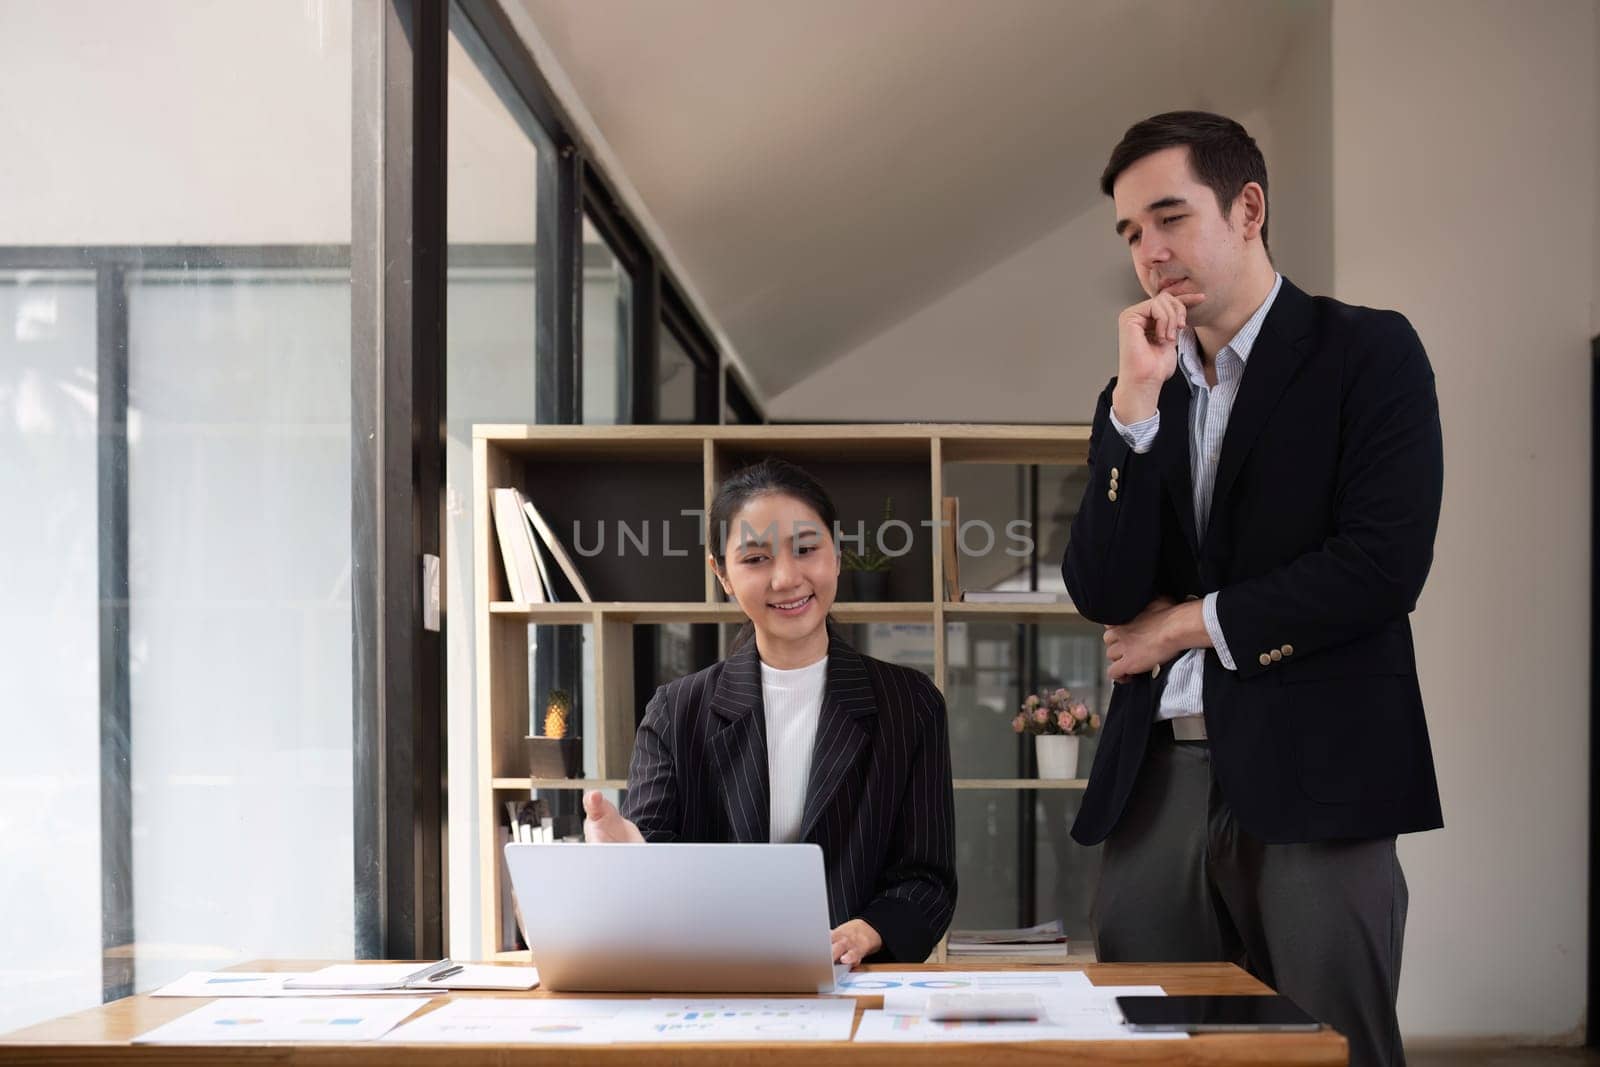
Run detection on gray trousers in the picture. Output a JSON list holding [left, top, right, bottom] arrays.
[[1092, 734, 1408, 1067]]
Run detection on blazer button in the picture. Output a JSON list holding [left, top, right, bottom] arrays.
[[1258, 652, 1272, 667], [1111, 467, 1120, 479], [1281, 644, 1294, 656], [1152, 663, 1161, 679], [1108, 489, 1118, 502], [1270, 649, 1282, 662]]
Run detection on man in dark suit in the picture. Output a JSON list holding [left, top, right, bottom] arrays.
[[1063, 112, 1443, 1067], [583, 630, 957, 966]]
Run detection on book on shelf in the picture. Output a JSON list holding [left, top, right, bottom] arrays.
[[521, 497, 594, 603], [941, 496, 961, 602], [496, 824, 524, 950], [525, 507, 560, 603], [492, 488, 546, 604], [960, 590, 1073, 604]]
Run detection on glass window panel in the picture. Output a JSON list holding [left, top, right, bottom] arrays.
[[953, 790, 1026, 928], [851, 621, 935, 680], [657, 325, 696, 423], [444, 10, 546, 955], [1036, 464, 1090, 594], [723, 372, 760, 425], [126, 265, 353, 988], [581, 218, 633, 425], [0, 271, 102, 1032]]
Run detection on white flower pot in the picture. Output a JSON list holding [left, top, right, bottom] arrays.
[[1035, 734, 1080, 780]]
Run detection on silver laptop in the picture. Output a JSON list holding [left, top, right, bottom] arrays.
[[504, 841, 847, 993]]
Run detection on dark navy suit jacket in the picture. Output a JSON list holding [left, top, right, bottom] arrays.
[[1065, 278, 1445, 845], [621, 631, 958, 963]]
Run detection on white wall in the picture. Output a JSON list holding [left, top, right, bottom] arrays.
[[1332, 0, 1596, 1042], [767, 202, 1132, 422], [0, 0, 538, 246], [0, 0, 351, 245], [768, 10, 1334, 423], [1258, 0, 1333, 299]]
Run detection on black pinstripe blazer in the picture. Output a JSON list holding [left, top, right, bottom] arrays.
[[620, 631, 957, 963]]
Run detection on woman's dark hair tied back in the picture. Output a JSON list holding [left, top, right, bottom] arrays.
[[708, 457, 839, 568]]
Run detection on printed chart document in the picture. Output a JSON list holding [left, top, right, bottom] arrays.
[[859, 981, 1185, 1043], [133, 997, 429, 1044], [832, 969, 1092, 997], [382, 999, 626, 1045], [151, 972, 441, 999], [621, 998, 856, 1043], [881, 980, 1167, 1020], [853, 1010, 1187, 1043], [280, 961, 533, 991]]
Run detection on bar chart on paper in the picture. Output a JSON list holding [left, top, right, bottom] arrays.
[[632, 999, 857, 1042]]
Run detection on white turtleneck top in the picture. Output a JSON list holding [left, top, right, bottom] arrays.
[[759, 655, 827, 844]]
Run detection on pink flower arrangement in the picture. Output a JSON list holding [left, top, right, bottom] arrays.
[[1011, 687, 1100, 737]]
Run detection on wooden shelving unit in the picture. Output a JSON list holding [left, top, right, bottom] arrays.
[[474, 423, 1092, 958]]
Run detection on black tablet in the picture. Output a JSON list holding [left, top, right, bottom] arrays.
[[1116, 995, 1323, 1033]]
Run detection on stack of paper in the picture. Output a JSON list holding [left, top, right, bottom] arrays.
[[836, 970, 1186, 1044], [380, 997, 856, 1045], [381, 999, 626, 1045], [153, 963, 538, 997], [135, 997, 431, 1044], [948, 919, 1070, 962]]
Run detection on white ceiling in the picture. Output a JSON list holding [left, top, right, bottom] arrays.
[[520, 0, 1320, 399]]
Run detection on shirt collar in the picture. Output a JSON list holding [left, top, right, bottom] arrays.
[[1177, 273, 1283, 385]]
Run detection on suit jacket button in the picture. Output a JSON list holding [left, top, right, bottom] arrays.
[[1281, 644, 1294, 656], [1108, 489, 1118, 502], [1270, 649, 1283, 662], [1111, 467, 1120, 479], [1258, 652, 1272, 667]]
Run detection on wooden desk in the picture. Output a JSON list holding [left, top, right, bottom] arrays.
[[0, 961, 1347, 1065]]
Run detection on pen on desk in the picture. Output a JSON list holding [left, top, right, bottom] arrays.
[[429, 964, 464, 981]]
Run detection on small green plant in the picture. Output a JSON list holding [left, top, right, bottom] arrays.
[[841, 496, 894, 572]]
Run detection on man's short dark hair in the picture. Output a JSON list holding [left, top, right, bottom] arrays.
[[1101, 111, 1270, 247]]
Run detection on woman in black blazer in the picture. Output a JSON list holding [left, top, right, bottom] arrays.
[[583, 458, 957, 965]]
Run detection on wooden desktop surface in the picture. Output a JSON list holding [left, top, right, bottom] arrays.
[[0, 960, 1347, 1065]]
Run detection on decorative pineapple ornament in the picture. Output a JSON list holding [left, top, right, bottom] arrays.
[[544, 689, 572, 739]]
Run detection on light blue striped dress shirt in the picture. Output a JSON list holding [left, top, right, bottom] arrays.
[[1108, 274, 1283, 722]]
